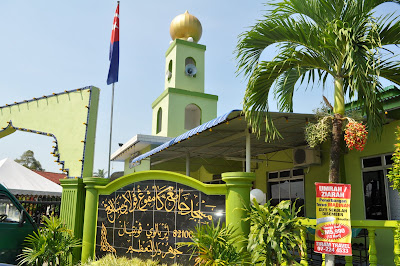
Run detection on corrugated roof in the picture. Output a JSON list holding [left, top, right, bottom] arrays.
[[131, 110, 242, 164], [130, 110, 316, 167]]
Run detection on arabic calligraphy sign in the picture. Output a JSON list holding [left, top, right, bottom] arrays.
[[95, 180, 225, 264]]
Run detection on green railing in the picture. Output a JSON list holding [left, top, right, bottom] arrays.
[[298, 218, 400, 266]]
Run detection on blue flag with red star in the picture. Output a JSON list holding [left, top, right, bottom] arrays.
[[107, 3, 119, 85]]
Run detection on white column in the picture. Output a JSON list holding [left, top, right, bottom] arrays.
[[325, 254, 335, 266], [186, 151, 190, 176]]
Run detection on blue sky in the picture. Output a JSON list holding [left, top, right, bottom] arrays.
[[0, 1, 398, 174]]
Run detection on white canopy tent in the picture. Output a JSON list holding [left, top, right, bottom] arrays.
[[0, 158, 62, 196]]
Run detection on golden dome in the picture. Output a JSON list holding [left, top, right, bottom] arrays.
[[170, 11, 202, 43]]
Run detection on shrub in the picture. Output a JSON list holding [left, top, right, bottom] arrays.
[[245, 199, 304, 265], [180, 220, 250, 265], [79, 254, 181, 266], [18, 215, 81, 266]]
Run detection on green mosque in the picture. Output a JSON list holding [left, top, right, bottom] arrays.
[[1, 9, 400, 266], [109, 11, 400, 266]]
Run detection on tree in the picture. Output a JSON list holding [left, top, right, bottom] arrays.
[[93, 169, 107, 178], [236, 0, 400, 183], [15, 150, 44, 171]]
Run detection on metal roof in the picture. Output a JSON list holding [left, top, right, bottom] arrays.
[[111, 134, 172, 162], [130, 110, 316, 167]]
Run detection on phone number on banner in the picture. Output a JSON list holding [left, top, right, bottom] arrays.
[[314, 241, 352, 256]]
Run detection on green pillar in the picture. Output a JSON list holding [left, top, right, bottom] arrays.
[[368, 228, 378, 266], [300, 227, 308, 265], [60, 178, 85, 264], [222, 172, 255, 249], [81, 177, 110, 263], [394, 226, 400, 266]]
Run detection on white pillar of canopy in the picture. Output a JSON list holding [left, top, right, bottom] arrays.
[[186, 151, 190, 176]]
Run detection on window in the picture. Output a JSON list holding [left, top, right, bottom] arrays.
[[267, 168, 305, 216], [167, 60, 173, 80], [185, 57, 196, 66], [362, 154, 399, 220], [185, 57, 196, 77], [0, 193, 20, 223], [184, 104, 201, 130], [156, 108, 162, 134]]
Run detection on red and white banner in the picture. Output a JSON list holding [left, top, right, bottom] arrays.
[[314, 183, 352, 256]]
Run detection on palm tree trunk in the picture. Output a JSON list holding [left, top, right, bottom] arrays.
[[329, 77, 345, 183], [329, 113, 343, 183], [327, 76, 345, 266]]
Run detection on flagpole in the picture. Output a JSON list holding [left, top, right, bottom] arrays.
[[106, 1, 119, 179], [107, 82, 115, 179]]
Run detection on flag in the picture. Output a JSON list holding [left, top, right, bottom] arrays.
[[107, 2, 119, 85]]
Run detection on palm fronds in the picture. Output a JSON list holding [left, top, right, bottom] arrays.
[[18, 216, 81, 266], [236, 0, 400, 140], [179, 220, 250, 266]]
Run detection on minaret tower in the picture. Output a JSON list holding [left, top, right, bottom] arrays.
[[151, 11, 218, 137]]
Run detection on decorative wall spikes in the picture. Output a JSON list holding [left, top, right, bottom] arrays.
[[0, 86, 94, 178], [0, 87, 89, 110]]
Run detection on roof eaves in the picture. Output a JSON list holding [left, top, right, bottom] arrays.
[[130, 110, 243, 165]]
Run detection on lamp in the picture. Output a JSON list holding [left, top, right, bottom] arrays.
[[250, 189, 266, 205]]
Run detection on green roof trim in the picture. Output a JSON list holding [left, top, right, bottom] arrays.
[[345, 85, 400, 111], [165, 39, 206, 57], [152, 87, 218, 108]]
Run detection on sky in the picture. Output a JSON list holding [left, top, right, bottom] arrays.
[[0, 1, 399, 175]]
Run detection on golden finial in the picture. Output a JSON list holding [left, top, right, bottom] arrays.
[[170, 11, 202, 43]]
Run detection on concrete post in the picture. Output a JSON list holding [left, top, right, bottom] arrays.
[[222, 172, 255, 249], [81, 177, 110, 263], [59, 178, 85, 264]]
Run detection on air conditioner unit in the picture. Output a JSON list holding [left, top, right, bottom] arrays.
[[293, 147, 321, 167]]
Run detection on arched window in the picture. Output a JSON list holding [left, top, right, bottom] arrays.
[[167, 60, 173, 80], [185, 57, 197, 77], [185, 57, 196, 66], [157, 107, 162, 134], [185, 104, 201, 130]]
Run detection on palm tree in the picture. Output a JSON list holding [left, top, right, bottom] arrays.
[[93, 169, 107, 178], [236, 0, 400, 183], [18, 216, 80, 266]]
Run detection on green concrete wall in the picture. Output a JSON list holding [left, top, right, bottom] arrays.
[[121, 120, 399, 264], [151, 38, 217, 137], [342, 119, 400, 265], [0, 87, 99, 178], [152, 158, 242, 181], [252, 120, 400, 265], [165, 39, 206, 93], [151, 88, 218, 137], [123, 145, 152, 174], [151, 94, 169, 136], [80, 171, 254, 262], [343, 120, 399, 219], [59, 179, 86, 263], [253, 120, 399, 218]]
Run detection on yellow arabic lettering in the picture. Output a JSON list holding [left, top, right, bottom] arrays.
[[100, 223, 116, 254]]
